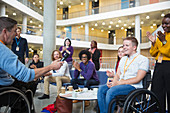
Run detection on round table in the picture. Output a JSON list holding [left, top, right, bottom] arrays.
[[59, 90, 97, 113]]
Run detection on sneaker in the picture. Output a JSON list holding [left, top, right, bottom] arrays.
[[38, 94, 49, 99]]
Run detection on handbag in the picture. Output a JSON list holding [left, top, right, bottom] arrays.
[[54, 96, 72, 113]]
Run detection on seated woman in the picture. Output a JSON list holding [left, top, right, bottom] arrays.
[[38, 50, 70, 99], [71, 50, 99, 90], [106, 46, 124, 77]]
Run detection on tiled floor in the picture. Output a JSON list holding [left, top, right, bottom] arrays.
[[33, 83, 97, 113]]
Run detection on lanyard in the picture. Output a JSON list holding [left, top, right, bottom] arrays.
[[123, 55, 139, 78], [0, 40, 5, 45], [15, 37, 21, 46]]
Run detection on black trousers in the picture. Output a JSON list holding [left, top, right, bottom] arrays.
[[71, 78, 99, 90], [151, 61, 170, 113]]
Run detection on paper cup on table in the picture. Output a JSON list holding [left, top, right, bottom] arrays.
[[72, 91, 77, 98], [68, 86, 73, 91], [93, 88, 98, 92], [61, 87, 65, 94], [83, 88, 88, 92]]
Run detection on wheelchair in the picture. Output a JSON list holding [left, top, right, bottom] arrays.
[[0, 87, 32, 113], [108, 70, 161, 113]]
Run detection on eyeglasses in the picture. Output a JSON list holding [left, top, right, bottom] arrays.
[[82, 56, 87, 58]]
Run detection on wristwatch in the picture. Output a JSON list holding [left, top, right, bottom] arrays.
[[162, 40, 167, 45]]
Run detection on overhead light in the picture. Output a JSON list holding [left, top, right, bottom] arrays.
[[60, 0, 63, 5], [132, 23, 135, 25], [150, 26, 153, 29], [33, 26, 35, 28], [39, 25, 41, 27], [118, 20, 121, 23], [141, 21, 144, 24], [57, 7, 60, 10], [95, 0, 98, 2], [40, 29, 42, 31], [30, 20, 33, 23], [124, 24, 127, 26], [39, 1, 42, 3], [121, 27, 124, 30], [146, 16, 150, 19], [108, 31, 110, 33], [39, 7, 42, 9], [5, 15, 8, 17], [81, 2, 83, 5], [33, 2, 35, 5], [128, 26, 131, 29], [13, 12, 16, 16], [116, 25, 119, 27], [80, 25, 83, 28], [102, 22, 105, 25], [68, 5, 71, 8], [91, 28, 94, 30], [95, 23, 98, 26], [101, 29, 104, 32], [109, 25, 111, 28], [110, 21, 113, 24], [153, 23, 156, 26], [161, 13, 165, 17], [125, 29, 127, 31]]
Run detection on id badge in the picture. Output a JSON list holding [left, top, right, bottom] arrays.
[[158, 54, 163, 63], [16, 46, 19, 51]]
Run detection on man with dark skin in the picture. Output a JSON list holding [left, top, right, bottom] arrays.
[[146, 13, 170, 113]]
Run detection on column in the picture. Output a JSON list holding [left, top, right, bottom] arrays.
[[43, 0, 56, 66], [0, 4, 5, 16], [85, 0, 89, 16], [135, 0, 140, 53], [85, 23, 89, 41], [22, 15, 27, 34]]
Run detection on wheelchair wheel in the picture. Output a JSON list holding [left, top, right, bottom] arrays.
[[123, 89, 161, 113], [0, 87, 31, 113]]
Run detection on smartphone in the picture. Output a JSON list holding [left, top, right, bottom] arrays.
[[152, 25, 164, 37]]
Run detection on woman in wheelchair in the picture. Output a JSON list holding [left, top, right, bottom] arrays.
[[97, 37, 150, 113]]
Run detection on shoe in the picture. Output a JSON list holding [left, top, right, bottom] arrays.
[[85, 101, 90, 107], [38, 94, 49, 99]]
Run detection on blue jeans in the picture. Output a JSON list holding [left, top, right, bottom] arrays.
[[97, 84, 136, 113]]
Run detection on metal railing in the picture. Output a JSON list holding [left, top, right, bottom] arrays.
[[57, 0, 169, 20], [17, 0, 43, 15]]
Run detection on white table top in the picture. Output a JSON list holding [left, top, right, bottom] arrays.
[[59, 90, 97, 100]]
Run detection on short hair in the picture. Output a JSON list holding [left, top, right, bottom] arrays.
[[64, 38, 71, 47], [17, 27, 22, 31], [0, 17, 17, 34], [123, 37, 138, 47], [51, 50, 63, 61], [79, 50, 91, 60], [91, 40, 97, 48], [164, 13, 170, 18]]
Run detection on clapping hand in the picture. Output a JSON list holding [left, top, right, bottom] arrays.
[[73, 60, 80, 71], [62, 46, 67, 51], [146, 32, 156, 45], [106, 70, 114, 77], [157, 31, 166, 42]]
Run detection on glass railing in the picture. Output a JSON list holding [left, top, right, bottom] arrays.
[[73, 57, 155, 70], [17, 0, 43, 15], [57, 0, 169, 20]]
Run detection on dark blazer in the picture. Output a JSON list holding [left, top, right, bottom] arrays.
[[88, 48, 101, 71]]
